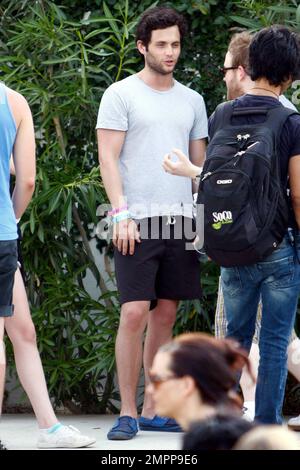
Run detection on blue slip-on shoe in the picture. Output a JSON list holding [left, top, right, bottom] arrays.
[[107, 416, 138, 440], [139, 415, 182, 432]]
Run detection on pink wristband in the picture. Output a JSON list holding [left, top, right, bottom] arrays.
[[108, 204, 128, 216]]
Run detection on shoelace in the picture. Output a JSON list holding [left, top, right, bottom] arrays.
[[63, 425, 80, 434]]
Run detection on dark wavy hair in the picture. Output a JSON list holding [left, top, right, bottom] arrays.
[[160, 332, 254, 408], [249, 25, 300, 86], [136, 6, 188, 49]]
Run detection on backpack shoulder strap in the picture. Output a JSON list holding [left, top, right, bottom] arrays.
[[265, 106, 299, 139], [209, 101, 234, 139], [209, 102, 299, 140]]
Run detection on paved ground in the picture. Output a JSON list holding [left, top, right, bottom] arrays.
[[1, 414, 182, 450]]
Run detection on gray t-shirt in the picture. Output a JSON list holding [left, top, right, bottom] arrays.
[[279, 94, 298, 111], [96, 74, 208, 219]]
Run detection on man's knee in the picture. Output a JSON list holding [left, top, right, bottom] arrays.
[[120, 304, 148, 333], [152, 307, 176, 328]]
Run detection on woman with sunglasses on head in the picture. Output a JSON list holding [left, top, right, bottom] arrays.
[[147, 332, 256, 449]]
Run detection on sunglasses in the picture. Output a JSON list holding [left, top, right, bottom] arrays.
[[148, 372, 177, 388], [219, 66, 239, 76]]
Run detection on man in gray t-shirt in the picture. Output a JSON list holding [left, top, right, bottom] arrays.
[[96, 6, 207, 440]]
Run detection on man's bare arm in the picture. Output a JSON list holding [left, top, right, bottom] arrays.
[[289, 155, 300, 229], [97, 128, 140, 255], [97, 128, 127, 208], [189, 138, 206, 193], [189, 138, 206, 168]]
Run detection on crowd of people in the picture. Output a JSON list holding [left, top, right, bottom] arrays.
[[1, 5, 300, 450]]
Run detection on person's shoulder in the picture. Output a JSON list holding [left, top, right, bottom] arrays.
[[175, 81, 205, 102], [4, 85, 31, 125], [210, 100, 234, 122], [287, 111, 300, 129], [5, 85, 29, 107], [106, 75, 137, 95]]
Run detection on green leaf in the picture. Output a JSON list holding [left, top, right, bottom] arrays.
[[66, 202, 73, 233], [60, 191, 73, 223], [297, 5, 300, 25], [230, 15, 261, 30], [29, 209, 36, 233], [48, 189, 63, 214], [37, 223, 45, 243], [103, 2, 122, 43]]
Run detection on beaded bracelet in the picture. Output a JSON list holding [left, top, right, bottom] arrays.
[[113, 211, 131, 224], [108, 204, 128, 216]]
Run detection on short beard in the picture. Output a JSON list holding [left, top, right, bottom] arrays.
[[146, 53, 177, 76], [227, 84, 243, 101]]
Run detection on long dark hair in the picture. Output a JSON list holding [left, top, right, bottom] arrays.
[[160, 333, 254, 408]]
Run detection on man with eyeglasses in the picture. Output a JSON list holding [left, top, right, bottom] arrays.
[[221, 32, 297, 108]]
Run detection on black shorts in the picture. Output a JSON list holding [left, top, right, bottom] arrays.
[[114, 217, 201, 307], [0, 239, 18, 317]]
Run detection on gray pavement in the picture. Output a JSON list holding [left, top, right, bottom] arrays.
[[0, 414, 182, 450]]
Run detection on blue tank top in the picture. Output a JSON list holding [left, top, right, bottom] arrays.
[[0, 83, 18, 240]]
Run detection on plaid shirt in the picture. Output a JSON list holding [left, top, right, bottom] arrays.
[[215, 277, 296, 344]]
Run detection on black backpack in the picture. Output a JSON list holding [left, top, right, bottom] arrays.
[[197, 101, 298, 267]]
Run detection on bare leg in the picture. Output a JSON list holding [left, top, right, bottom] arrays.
[[240, 337, 300, 403], [240, 342, 260, 402], [142, 299, 177, 418], [4, 269, 57, 428], [287, 338, 300, 381], [116, 300, 150, 418], [0, 318, 5, 414]]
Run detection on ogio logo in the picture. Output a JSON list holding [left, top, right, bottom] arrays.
[[217, 179, 232, 185], [212, 211, 233, 230]]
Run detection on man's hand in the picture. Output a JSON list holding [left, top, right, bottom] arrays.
[[113, 218, 141, 255], [163, 148, 202, 179]]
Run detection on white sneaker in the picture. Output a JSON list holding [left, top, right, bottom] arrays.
[[37, 425, 96, 448], [242, 401, 255, 422], [287, 415, 300, 431]]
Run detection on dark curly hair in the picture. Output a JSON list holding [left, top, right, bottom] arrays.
[[136, 6, 188, 49], [249, 25, 300, 86]]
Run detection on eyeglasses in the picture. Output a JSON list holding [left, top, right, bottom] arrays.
[[219, 66, 238, 76], [148, 372, 177, 389]]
